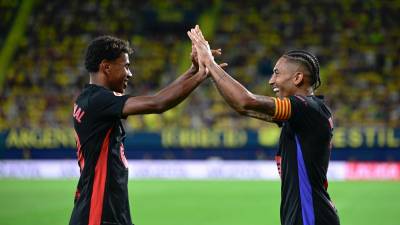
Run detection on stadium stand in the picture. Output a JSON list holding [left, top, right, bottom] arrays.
[[1, 0, 399, 133]]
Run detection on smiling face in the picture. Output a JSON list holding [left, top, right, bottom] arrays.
[[106, 53, 132, 93], [268, 57, 304, 98]]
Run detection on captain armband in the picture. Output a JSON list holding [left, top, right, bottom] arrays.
[[272, 97, 292, 121]]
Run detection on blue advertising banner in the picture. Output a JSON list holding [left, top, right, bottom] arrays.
[[1, 127, 400, 160]]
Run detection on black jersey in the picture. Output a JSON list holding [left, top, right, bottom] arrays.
[[69, 84, 133, 225], [273, 95, 340, 225]]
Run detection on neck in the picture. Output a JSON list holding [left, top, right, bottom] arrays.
[[89, 72, 110, 90], [294, 86, 314, 96]]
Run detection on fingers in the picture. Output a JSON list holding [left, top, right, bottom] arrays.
[[187, 31, 196, 43], [192, 44, 204, 60], [211, 48, 222, 56], [195, 25, 206, 41], [219, 63, 228, 68], [188, 25, 208, 47], [190, 28, 201, 42], [194, 25, 203, 39], [187, 30, 199, 45], [188, 31, 209, 54], [188, 25, 215, 66]]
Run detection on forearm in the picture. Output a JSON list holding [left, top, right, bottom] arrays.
[[168, 65, 197, 86], [153, 72, 204, 113], [207, 61, 276, 117], [207, 61, 254, 112], [122, 68, 205, 116]]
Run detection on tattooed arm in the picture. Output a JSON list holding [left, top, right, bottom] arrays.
[[207, 62, 276, 121], [243, 106, 275, 122]]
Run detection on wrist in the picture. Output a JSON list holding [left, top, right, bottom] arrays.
[[194, 73, 205, 84], [188, 64, 198, 74], [207, 60, 218, 73], [204, 57, 215, 67]]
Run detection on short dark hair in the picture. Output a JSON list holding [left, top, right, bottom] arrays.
[[85, 35, 133, 73], [283, 50, 321, 90]]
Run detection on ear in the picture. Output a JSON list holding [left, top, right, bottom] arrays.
[[100, 60, 111, 76], [293, 72, 304, 86]]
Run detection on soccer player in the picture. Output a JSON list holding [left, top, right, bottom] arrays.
[[69, 35, 223, 225], [188, 26, 340, 225]]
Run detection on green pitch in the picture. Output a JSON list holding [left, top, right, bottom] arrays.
[[0, 179, 399, 225]]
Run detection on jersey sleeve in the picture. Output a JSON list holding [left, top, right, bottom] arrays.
[[272, 95, 309, 123], [91, 90, 130, 120], [272, 97, 292, 121]]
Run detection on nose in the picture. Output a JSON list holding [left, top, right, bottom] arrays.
[[127, 68, 133, 78], [268, 74, 275, 86]]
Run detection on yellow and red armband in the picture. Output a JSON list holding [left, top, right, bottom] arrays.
[[272, 97, 292, 121]]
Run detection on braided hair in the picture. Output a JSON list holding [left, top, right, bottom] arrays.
[[283, 50, 321, 90]]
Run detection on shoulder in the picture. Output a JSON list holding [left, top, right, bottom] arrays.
[[89, 85, 128, 102], [285, 95, 332, 124], [289, 95, 327, 111]]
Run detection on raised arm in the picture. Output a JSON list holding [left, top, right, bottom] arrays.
[[122, 64, 206, 116], [207, 62, 276, 121], [187, 26, 276, 122], [122, 40, 228, 117]]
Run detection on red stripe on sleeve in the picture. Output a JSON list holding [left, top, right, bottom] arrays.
[[283, 98, 291, 119], [88, 128, 113, 225], [281, 99, 288, 119], [277, 98, 284, 119], [286, 98, 292, 119], [273, 97, 292, 121]]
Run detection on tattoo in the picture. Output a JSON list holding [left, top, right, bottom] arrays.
[[245, 110, 274, 122], [243, 95, 276, 122], [254, 95, 276, 116]]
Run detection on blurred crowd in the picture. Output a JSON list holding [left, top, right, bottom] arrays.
[[0, 0, 20, 44], [1, 0, 399, 131]]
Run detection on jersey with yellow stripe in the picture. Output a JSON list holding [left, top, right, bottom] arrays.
[[272, 95, 340, 225]]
